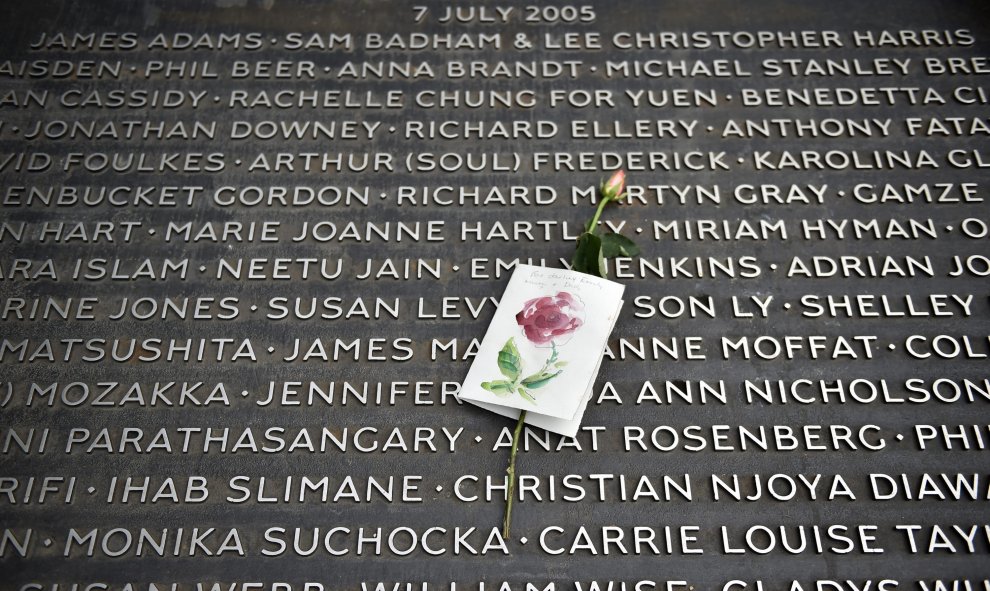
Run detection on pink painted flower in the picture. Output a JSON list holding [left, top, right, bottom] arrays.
[[516, 292, 585, 346]]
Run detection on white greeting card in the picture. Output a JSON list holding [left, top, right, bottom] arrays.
[[459, 264, 625, 436]]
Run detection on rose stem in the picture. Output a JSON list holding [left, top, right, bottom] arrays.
[[584, 193, 613, 234], [503, 409, 526, 539], [570, 195, 613, 269]]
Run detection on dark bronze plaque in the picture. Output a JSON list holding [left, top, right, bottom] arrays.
[[1, 0, 989, 589]]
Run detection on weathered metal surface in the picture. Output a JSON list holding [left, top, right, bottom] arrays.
[[1, 0, 989, 588]]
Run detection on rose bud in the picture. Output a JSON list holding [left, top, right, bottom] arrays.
[[600, 169, 626, 202]]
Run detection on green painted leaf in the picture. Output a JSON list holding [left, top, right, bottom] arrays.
[[497, 338, 521, 381], [572, 232, 606, 278], [521, 370, 563, 389], [601, 232, 640, 258], [481, 380, 515, 397], [518, 388, 537, 403]]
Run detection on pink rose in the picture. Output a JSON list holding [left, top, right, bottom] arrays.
[[515, 292, 585, 346], [600, 169, 626, 201]]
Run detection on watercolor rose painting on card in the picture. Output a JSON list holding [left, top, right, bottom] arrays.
[[480, 291, 585, 403]]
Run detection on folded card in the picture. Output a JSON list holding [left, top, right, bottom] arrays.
[[459, 264, 624, 437]]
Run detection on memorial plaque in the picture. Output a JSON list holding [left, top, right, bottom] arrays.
[[1, 0, 989, 589]]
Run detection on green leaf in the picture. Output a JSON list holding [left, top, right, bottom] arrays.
[[518, 388, 537, 403], [521, 370, 563, 389], [497, 338, 521, 381], [481, 380, 515, 397], [601, 232, 640, 258], [572, 232, 606, 277]]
